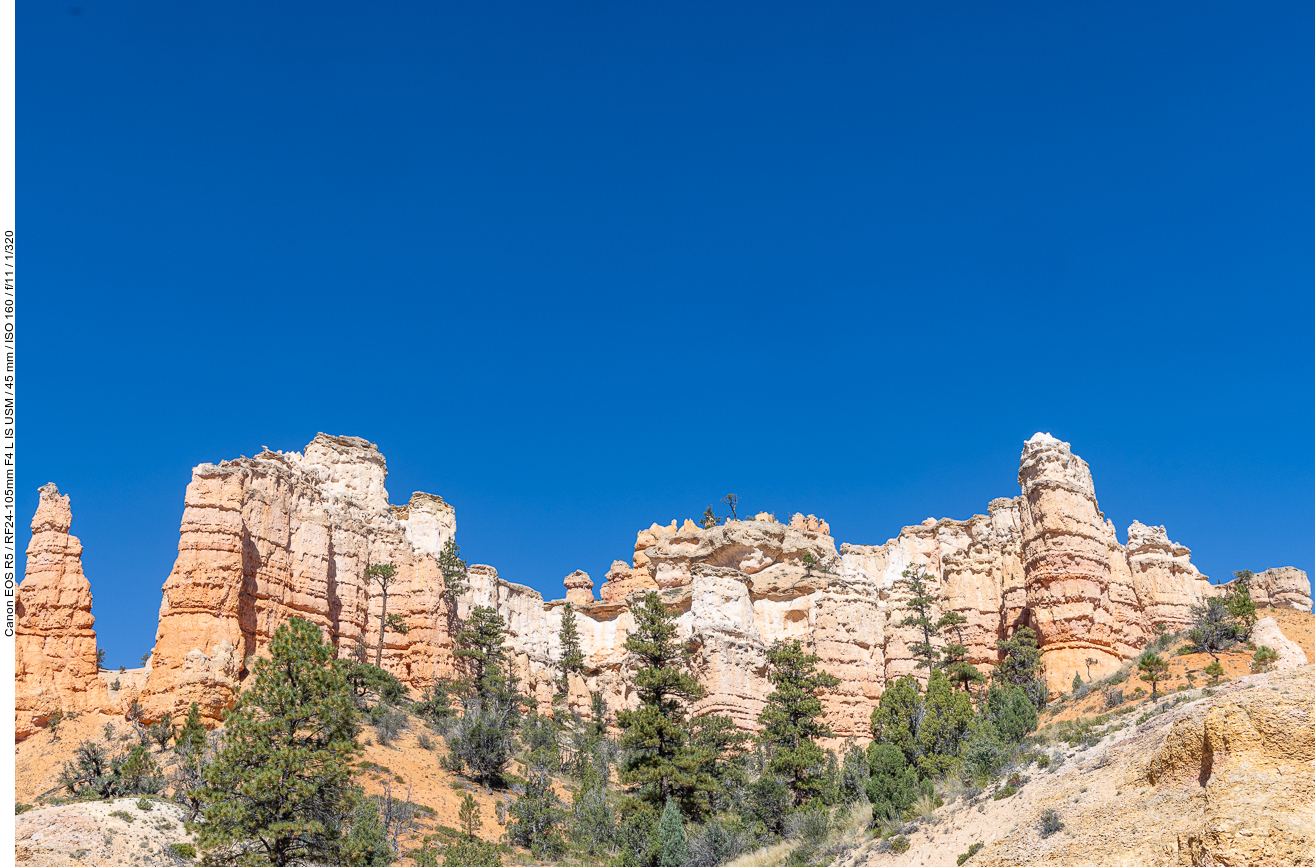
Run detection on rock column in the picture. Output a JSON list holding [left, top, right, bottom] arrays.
[[1017, 433, 1124, 689], [15, 484, 108, 740]]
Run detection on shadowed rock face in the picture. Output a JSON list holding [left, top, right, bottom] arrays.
[[16, 433, 1312, 741]]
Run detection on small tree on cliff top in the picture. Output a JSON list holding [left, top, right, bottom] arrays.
[[198, 618, 360, 867]]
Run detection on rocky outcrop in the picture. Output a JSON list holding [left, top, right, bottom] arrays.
[[1250, 616, 1309, 672], [15, 485, 108, 741], [137, 435, 459, 723], [18, 431, 1307, 742], [1241, 566, 1312, 612]]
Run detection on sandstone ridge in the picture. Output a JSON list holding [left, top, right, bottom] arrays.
[[15, 433, 1312, 741]]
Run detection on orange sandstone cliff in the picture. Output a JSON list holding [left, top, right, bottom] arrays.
[[14, 484, 108, 740], [15, 433, 1312, 743]]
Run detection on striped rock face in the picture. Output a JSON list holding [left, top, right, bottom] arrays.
[[15, 484, 107, 740], [16, 432, 1309, 741]]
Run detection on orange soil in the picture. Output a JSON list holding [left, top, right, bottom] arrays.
[[1042, 607, 1314, 725]]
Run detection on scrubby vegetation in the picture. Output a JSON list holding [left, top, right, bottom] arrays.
[[34, 558, 1279, 867]]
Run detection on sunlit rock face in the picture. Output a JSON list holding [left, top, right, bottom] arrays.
[[137, 434, 458, 724], [15, 484, 108, 741], [19, 431, 1305, 742]]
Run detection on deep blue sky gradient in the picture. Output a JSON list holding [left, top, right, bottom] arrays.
[[19, 2, 1315, 666]]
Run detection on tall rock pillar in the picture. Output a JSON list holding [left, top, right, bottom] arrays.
[[15, 484, 108, 741], [1017, 433, 1126, 690]]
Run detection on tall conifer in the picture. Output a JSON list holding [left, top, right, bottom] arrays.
[[198, 618, 361, 867], [615, 592, 713, 817], [757, 639, 840, 805]]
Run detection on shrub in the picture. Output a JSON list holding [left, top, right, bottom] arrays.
[[148, 713, 174, 750], [959, 725, 1011, 784], [865, 743, 922, 823], [993, 785, 1017, 800], [983, 684, 1038, 744], [443, 697, 517, 786], [569, 759, 617, 855], [1035, 752, 1051, 769], [344, 661, 408, 707], [135, 798, 153, 811], [373, 707, 408, 746], [109, 809, 135, 822], [1204, 660, 1225, 685], [165, 842, 197, 860], [415, 732, 433, 751], [890, 835, 910, 854], [686, 817, 748, 867], [1038, 808, 1063, 838], [957, 842, 984, 864], [413, 681, 455, 724], [615, 800, 661, 867], [657, 798, 689, 867], [15, 803, 33, 814], [507, 763, 564, 858], [747, 773, 794, 835], [59, 740, 163, 798], [1251, 646, 1279, 673], [784, 806, 831, 843], [1103, 688, 1124, 710], [520, 712, 560, 767]]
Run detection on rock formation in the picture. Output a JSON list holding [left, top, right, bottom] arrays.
[[15, 485, 108, 740], [1244, 566, 1313, 612], [1250, 616, 1309, 672], [15, 431, 1313, 742], [135, 435, 459, 723]]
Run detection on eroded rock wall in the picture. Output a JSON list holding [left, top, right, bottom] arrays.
[[137, 435, 459, 723], [19, 431, 1309, 743], [15, 485, 108, 741]]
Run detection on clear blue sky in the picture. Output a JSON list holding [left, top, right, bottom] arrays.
[[19, 2, 1315, 667]]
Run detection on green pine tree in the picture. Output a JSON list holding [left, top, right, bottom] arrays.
[[557, 603, 585, 695], [197, 618, 361, 867], [439, 539, 470, 602], [913, 670, 974, 778], [177, 701, 207, 758], [869, 676, 921, 767], [615, 592, 713, 817], [455, 606, 511, 703], [864, 743, 923, 823], [935, 610, 985, 694], [1137, 650, 1169, 699], [657, 798, 688, 867], [1225, 571, 1258, 638], [981, 683, 1037, 743], [897, 566, 941, 669], [365, 563, 400, 668], [995, 626, 1047, 707], [757, 639, 840, 805]]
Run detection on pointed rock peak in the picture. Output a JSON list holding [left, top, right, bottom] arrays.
[[1025, 431, 1068, 448], [33, 483, 72, 534]]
